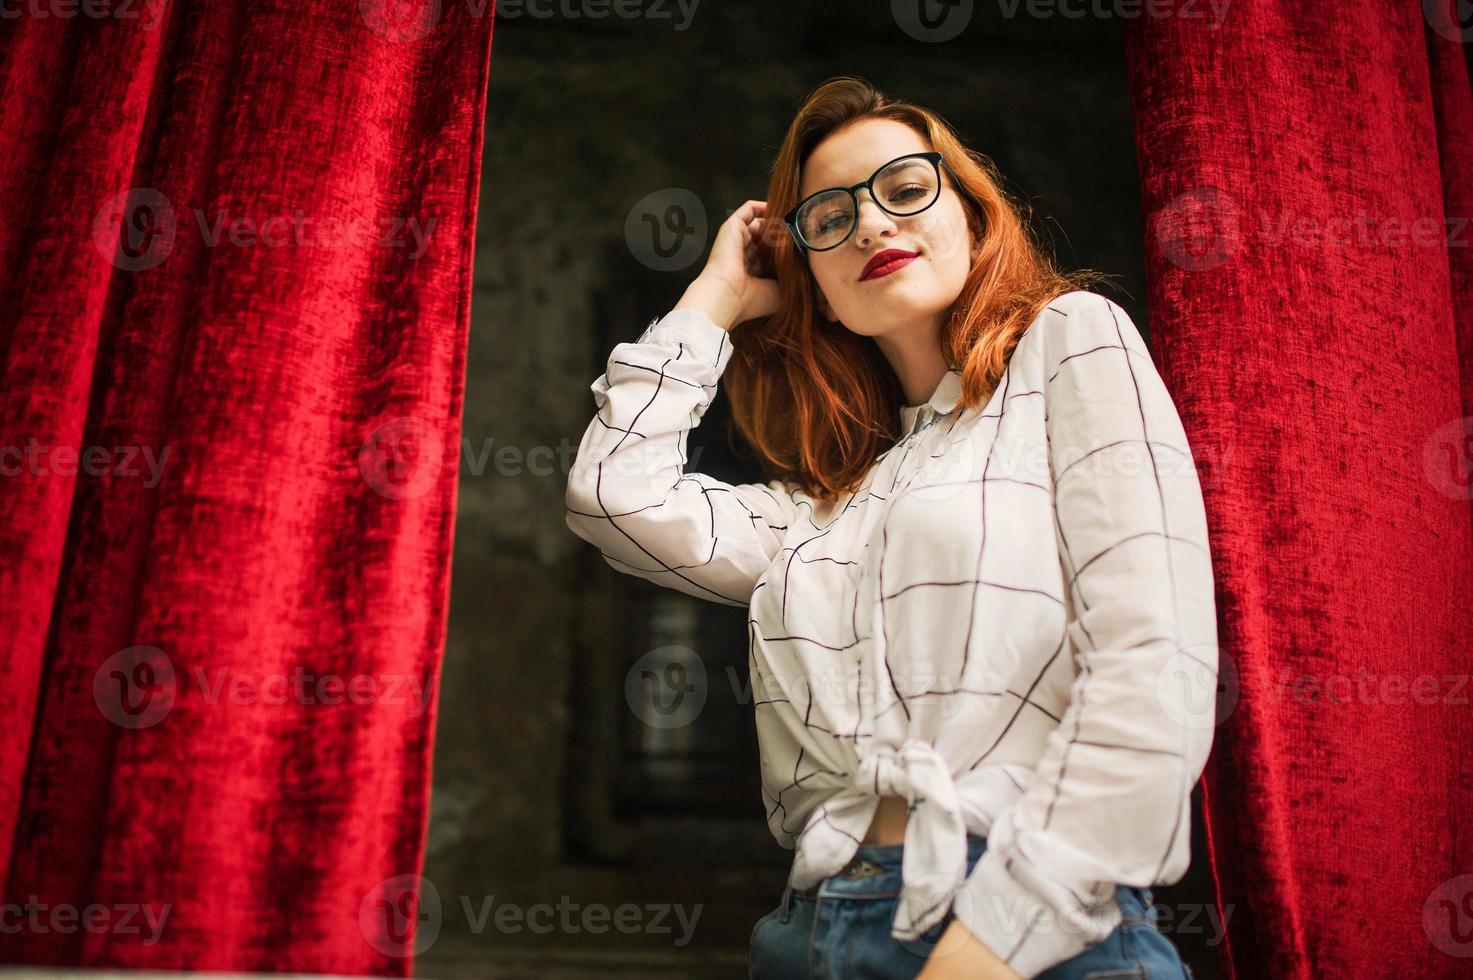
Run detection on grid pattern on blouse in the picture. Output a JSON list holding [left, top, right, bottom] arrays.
[[564, 289, 1218, 977]]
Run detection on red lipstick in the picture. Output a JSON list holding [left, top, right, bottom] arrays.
[[860, 249, 918, 281]]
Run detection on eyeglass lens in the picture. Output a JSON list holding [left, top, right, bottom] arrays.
[[795, 156, 940, 250]]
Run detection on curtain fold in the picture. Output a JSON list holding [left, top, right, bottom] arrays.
[[1123, 2, 1473, 977], [0, 1, 493, 974]]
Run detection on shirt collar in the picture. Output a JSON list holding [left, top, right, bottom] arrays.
[[898, 368, 963, 434]]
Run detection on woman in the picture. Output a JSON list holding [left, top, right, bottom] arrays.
[[564, 76, 1216, 980]]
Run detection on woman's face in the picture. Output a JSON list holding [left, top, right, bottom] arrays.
[[796, 118, 979, 342]]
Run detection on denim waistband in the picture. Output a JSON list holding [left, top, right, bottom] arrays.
[[778, 833, 1156, 928], [788, 833, 990, 902]]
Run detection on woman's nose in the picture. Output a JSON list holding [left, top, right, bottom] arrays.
[[852, 192, 896, 247]]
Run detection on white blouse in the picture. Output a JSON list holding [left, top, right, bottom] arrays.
[[564, 288, 1218, 977]]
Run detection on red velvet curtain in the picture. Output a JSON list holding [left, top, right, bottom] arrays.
[[1123, 2, 1473, 977], [0, 1, 493, 974]]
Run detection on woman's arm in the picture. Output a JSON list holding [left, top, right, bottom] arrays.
[[952, 290, 1219, 977], [564, 303, 800, 607]]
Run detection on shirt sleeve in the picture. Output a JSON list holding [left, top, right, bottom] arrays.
[[564, 306, 801, 608], [953, 291, 1219, 977]]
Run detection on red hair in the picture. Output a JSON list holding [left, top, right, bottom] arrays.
[[723, 76, 1113, 503]]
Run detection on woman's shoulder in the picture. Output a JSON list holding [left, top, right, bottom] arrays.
[[1015, 289, 1142, 364], [1026, 287, 1121, 331]]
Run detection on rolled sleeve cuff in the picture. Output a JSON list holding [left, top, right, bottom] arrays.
[[954, 846, 1120, 978], [640, 307, 735, 371]]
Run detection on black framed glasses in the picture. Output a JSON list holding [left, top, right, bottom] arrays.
[[784, 151, 968, 254]]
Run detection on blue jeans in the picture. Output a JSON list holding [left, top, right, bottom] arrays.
[[749, 834, 1193, 979]]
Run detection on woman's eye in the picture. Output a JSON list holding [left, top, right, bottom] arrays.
[[889, 184, 927, 204]]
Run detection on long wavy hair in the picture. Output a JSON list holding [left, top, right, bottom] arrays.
[[722, 76, 1114, 504]]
